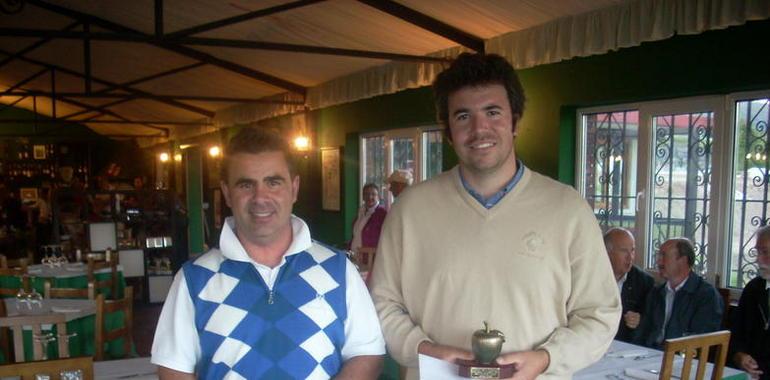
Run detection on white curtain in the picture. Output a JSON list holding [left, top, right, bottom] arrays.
[[216, 0, 770, 124]]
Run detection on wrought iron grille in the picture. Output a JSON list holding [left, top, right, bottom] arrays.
[[650, 112, 713, 274], [730, 98, 770, 288], [583, 111, 639, 233]]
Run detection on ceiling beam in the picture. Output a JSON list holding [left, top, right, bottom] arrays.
[[26, 0, 307, 95], [94, 62, 205, 94], [37, 94, 170, 134], [0, 68, 49, 98], [0, 96, 27, 112], [166, 0, 326, 38], [0, 28, 450, 63], [155, 0, 163, 37], [0, 47, 216, 118], [0, 21, 80, 70], [2, 91, 305, 104], [357, 0, 484, 53], [0, 118, 212, 126]]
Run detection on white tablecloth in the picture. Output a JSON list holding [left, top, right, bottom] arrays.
[[3, 298, 96, 322], [26, 262, 123, 279], [94, 357, 158, 379], [575, 340, 748, 379]]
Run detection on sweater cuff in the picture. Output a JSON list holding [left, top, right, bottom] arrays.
[[402, 328, 432, 368]]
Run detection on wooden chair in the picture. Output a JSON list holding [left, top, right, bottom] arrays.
[[659, 330, 731, 380], [0, 267, 30, 297], [95, 286, 133, 361], [0, 314, 70, 362], [44, 279, 95, 299], [87, 257, 119, 300], [0, 356, 94, 380], [0, 254, 29, 271]]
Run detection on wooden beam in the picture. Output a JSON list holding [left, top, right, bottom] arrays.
[[357, 0, 484, 52], [25, 0, 307, 95], [0, 47, 216, 118], [166, 0, 326, 38], [1, 91, 304, 104], [0, 21, 80, 70], [0, 119, 211, 126]]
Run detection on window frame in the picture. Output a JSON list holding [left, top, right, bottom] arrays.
[[359, 125, 442, 207]]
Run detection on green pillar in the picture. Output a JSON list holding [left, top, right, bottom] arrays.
[[186, 147, 205, 254]]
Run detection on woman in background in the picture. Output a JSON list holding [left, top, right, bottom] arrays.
[[349, 183, 387, 252]]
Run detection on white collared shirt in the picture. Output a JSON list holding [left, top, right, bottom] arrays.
[[350, 203, 378, 252], [657, 277, 689, 343], [617, 272, 628, 295]]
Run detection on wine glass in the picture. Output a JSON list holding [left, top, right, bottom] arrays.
[[26, 275, 43, 309]]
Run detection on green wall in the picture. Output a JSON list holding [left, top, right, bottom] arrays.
[[305, 19, 770, 245]]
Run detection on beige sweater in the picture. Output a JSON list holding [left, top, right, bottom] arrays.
[[370, 167, 621, 379]]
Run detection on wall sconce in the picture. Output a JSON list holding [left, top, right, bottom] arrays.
[[209, 146, 221, 158], [159, 152, 170, 162], [174, 153, 183, 162], [293, 136, 310, 152]]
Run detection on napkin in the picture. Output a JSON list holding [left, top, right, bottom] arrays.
[[27, 268, 42, 274], [51, 306, 81, 313], [605, 349, 649, 358], [624, 368, 658, 380]]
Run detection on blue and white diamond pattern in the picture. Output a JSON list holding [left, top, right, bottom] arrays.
[[222, 370, 248, 380], [212, 336, 250, 368], [199, 272, 240, 303], [299, 266, 338, 295], [299, 330, 335, 364], [205, 304, 248, 337], [306, 364, 331, 380], [298, 296, 336, 329]]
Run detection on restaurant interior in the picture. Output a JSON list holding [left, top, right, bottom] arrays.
[[1, 0, 770, 379]]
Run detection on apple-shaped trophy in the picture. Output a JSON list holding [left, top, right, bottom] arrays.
[[457, 321, 515, 379]]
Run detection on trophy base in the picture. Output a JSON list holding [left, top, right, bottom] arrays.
[[456, 359, 515, 379]]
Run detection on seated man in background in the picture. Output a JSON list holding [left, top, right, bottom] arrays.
[[604, 227, 654, 342], [730, 225, 770, 380], [635, 238, 723, 349]]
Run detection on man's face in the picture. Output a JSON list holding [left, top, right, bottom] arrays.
[[447, 84, 517, 177], [754, 235, 770, 280], [363, 187, 379, 209], [221, 151, 299, 247], [656, 240, 689, 281], [608, 231, 635, 279]]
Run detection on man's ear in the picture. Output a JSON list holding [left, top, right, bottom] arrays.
[[291, 175, 300, 203], [511, 114, 521, 136], [220, 180, 232, 208], [444, 126, 453, 144]]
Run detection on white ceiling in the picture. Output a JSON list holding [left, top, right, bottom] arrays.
[[0, 0, 627, 139]]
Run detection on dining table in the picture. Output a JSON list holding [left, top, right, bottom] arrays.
[[0, 296, 131, 363], [417, 339, 747, 379], [574, 340, 748, 379], [93, 356, 158, 379], [0, 261, 126, 299]]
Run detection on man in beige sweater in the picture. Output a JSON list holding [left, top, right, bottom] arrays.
[[369, 53, 621, 380]]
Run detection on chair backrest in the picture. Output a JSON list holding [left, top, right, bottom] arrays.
[[0, 356, 94, 380], [0, 267, 30, 297], [44, 279, 95, 299], [0, 254, 29, 271], [87, 257, 118, 299], [95, 286, 133, 361], [659, 330, 730, 380], [0, 314, 70, 362]]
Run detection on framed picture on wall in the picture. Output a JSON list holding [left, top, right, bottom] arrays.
[[33, 145, 47, 160], [321, 147, 341, 211]]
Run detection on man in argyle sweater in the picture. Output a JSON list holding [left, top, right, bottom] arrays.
[[151, 128, 385, 379]]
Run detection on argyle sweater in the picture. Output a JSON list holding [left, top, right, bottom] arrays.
[[183, 244, 348, 379]]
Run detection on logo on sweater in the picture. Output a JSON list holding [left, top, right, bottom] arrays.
[[521, 231, 544, 258]]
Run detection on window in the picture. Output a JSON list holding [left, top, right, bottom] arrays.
[[360, 126, 443, 206], [579, 93, 770, 289]]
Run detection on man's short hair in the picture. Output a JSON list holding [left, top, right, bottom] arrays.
[[432, 53, 526, 134], [670, 238, 696, 268], [220, 127, 296, 182]]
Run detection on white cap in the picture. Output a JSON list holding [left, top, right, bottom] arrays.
[[387, 169, 413, 185]]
